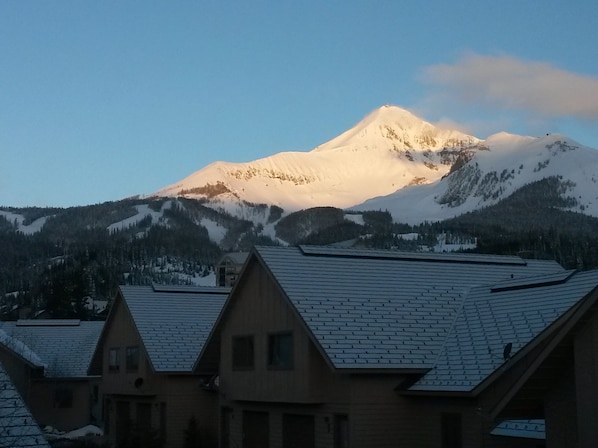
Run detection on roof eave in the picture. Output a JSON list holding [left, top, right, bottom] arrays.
[[481, 285, 598, 419], [335, 366, 431, 375]]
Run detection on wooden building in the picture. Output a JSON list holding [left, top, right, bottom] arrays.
[[90, 284, 229, 448], [199, 245, 598, 448], [215, 252, 249, 287], [0, 319, 103, 433]]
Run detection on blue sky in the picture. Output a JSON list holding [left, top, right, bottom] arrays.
[[1, 1, 597, 208]]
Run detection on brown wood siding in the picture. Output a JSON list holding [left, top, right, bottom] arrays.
[[102, 296, 219, 448], [220, 261, 335, 403], [0, 345, 99, 432], [544, 367, 576, 448], [28, 379, 93, 431], [0, 346, 35, 400], [575, 309, 598, 448], [101, 297, 152, 394]]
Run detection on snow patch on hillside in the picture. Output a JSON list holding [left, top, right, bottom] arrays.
[[345, 213, 365, 225], [200, 218, 227, 245], [0, 211, 49, 234], [107, 200, 175, 233]]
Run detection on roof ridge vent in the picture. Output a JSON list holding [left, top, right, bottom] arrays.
[[490, 270, 576, 293], [16, 319, 81, 326], [298, 245, 527, 266], [151, 284, 231, 294]]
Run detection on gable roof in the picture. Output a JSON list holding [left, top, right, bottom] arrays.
[[251, 245, 565, 371], [408, 269, 598, 392], [118, 285, 229, 373], [0, 320, 103, 378], [0, 361, 50, 447], [216, 252, 249, 266]]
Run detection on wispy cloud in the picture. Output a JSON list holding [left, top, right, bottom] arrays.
[[421, 54, 598, 121]]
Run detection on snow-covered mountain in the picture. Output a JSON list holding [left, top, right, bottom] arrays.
[[153, 105, 480, 213], [354, 132, 598, 224], [153, 105, 598, 225]]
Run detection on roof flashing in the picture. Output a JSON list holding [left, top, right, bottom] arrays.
[[298, 245, 528, 266], [16, 319, 81, 327], [490, 270, 576, 293], [151, 284, 230, 294]]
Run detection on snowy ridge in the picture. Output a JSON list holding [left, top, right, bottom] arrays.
[[354, 132, 598, 224], [153, 105, 480, 212]]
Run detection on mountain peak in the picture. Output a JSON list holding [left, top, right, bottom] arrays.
[[154, 104, 483, 212], [364, 104, 423, 125], [314, 104, 478, 153]]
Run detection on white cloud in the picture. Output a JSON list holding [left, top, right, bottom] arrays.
[[421, 54, 598, 121]]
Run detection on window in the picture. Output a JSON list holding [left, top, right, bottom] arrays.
[[283, 414, 315, 448], [221, 407, 233, 448], [160, 402, 167, 442], [441, 413, 462, 448], [109, 348, 120, 372], [268, 332, 293, 369], [334, 415, 349, 448], [93, 385, 99, 404], [126, 346, 140, 371], [218, 267, 226, 287], [136, 402, 152, 432], [54, 386, 73, 408], [232, 335, 254, 370]]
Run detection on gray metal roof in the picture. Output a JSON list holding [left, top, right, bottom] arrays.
[[410, 269, 598, 392], [120, 285, 229, 373], [0, 361, 50, 447], [491, 419, 545, 440], [0, 320, 103, 378], [254, 246, 565, 370]]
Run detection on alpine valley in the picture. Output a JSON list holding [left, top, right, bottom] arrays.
[[2, 105, 598, 318]]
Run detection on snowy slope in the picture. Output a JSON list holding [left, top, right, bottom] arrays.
[[354, 133, 598, 224], [0, 211, 50, 235], [107, 200, 175, 233], [153, 105, 479, 212]]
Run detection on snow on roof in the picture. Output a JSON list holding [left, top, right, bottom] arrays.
[[491, 419, 545, 440], [0, 328, 45, 368], [410, 269, 598, 392], [0, 361, 50, 447], [253, 245, 566, 370], [0, 320, 103, 378], [120, 285, 229, 372]]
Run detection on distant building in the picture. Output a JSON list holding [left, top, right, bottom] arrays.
[[215, 252, 249, 287], [0, 319, 103, 432]]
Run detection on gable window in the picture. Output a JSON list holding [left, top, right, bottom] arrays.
[[268, 331, 293, 369], [126, 346, 140, 372], [232, 335, 254, 370], [108, 348, 120, 372]]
